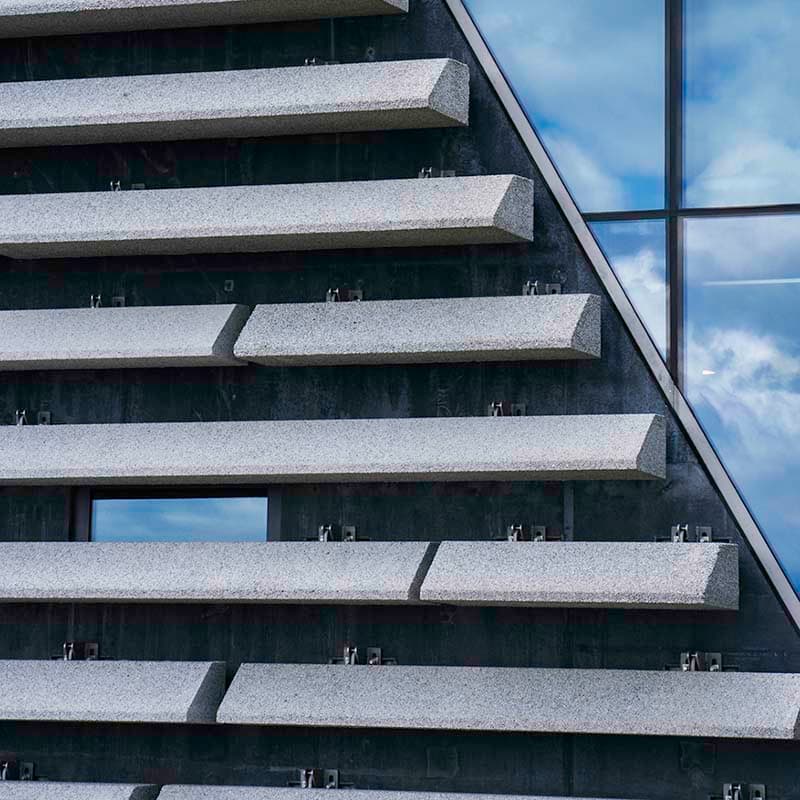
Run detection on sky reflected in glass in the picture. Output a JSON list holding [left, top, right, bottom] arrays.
[[463, 0, 665, 212], [685, 215, 800, 586], [685, 0, 800, 207], [591, 219, 667, 355], [91, 497, 269, 542]]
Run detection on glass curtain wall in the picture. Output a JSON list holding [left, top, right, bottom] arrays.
[[463, 0, 800, 589]]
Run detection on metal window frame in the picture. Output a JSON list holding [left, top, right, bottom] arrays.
[[70, 486, 279, 542], [444, 0, 800, 630]]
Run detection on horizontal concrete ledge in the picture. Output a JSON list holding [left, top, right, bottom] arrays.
[[420, 542, 740, 610], [217, 663, 800, 739], [0, 176, 534, 260], [0, 660, 225, 723], [0, 414, 666, 485], [234, 294, 601, 366], [0, 0, 409, 38], [159, 788, 633, 800], [0, 783, 159, 800], [0, 542, 434, 603], [0, 304, 248, 370], [0, 59, 468, 148]]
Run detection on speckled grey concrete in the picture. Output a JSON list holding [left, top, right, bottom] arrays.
[[0, 660, 225, 723], [217, 663, 800, 739], [0, 542, 434, 603], [0, 60, 468, 148], [0, 0, 408, 37], [159, 788, 631, 800], [0, 783, 159, 800], [0, 414, 665, 485], [0, 176, 533, 260], [419, 542, 739, 610], [0, 304, 249, 370], [234, 294, 600, 366]]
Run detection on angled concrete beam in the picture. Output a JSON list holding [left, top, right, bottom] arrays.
[[0, 176, 534, 260], [0, 784, 159, 800], [234, 294, 601, 366], [0, 660, 225, 723], [0, 60, 468, 148], [0, 542, 434, 603], [0, 0, 408, 38], [217, 663, 800, 739], [0, 304, 249, 370], [160, 789, 633, 800], [0, 414, 665, 485], [420, 542, 740, 610]]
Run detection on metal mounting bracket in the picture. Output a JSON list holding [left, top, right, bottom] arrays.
[[0, 761, 35, 781], [90, 294, 103, 308], [14, 410, 26, 426], [304, 58, 340, 66], [488, 401, 527, 417], [291, 769, 349, 790], [663, 524, 715, 543], [418, 167, 456, 179], [326, 287, 363, 303], [111, 295, 126, 308], [56, 641, 100, 661], [678, 652, 723, 672], [523, 280, 562, 296], [723, 785, 766, 800], [316, 524, 360, 542], [329, 645, 397, 666], [501, 523, 559, 542]]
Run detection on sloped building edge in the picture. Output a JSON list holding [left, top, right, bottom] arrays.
[[441, 0, 800, 633]]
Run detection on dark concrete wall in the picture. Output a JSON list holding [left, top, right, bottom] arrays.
[[0, 1, 798, 797]]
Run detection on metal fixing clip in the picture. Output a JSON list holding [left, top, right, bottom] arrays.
[[0, 761, 36, 782], [329, 644, 396, 666], [680, 652, 723, 672], [724, 785, 766, 800], [503, 524, 553, 542], [317, 524, 359, 543], [417, 167, 456, 179], [293, 769, 344, 790], [668, 525, 714, 543], [523, 280, 562, 296], [90, 294, 102, 309], [60, 641, 100, 661], [326, 287, 363, 303], [488, 401, 527, 417], [14, 410, 26, 426]]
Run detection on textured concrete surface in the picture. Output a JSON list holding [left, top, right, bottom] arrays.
[[159, 788, 631, 800], [0, 783, 158, 800], [0, 176, 534, 259], [0, 414, 665, 485], [217, 663, 800, 739], [0, 542, 434, 603], [0, 660, 225, 723], [0, 304, 248, 370], [234, 294, 600, 366], [419, 542, 739, 610], [0, 60, 468, 148], [0, 0, 408, 37]]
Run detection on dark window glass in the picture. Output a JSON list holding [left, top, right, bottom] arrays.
[[685, 0, 800, 207], [591, 219, 668, 356], [91, 496, 269, 542], [463, 0, 665, 212], [685, 215, 800, 586]]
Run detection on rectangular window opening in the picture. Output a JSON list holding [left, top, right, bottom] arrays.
[[89, 494, 269, 543]]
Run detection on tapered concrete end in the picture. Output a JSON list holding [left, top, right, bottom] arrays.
[[0, 176, 533, 259], [0, 542, 434, 604], [0, 414, 664, 485], [234, 294, 600, 366], [0, 660, 225, 723], [0, 60, 468, 148], [0, 304, 249, 370], [217, 663, 800, 739], [0, 0, 409, 38], [420, 542, 739, 610]]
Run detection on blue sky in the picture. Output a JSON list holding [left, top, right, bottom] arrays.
[[465, 0, 800, 588]]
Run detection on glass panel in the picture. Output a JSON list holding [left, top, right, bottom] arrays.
[[685, 215, 800, 587], [591, 219, 668, 356], [463, 0, 665, 212], [91, 496, 269, 542], [685, 0, 800, 208]]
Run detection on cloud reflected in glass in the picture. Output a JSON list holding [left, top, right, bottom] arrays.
[[91, 496, 269, 542], [463, 0, 665, 211], [685, 215, 800, 584]]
